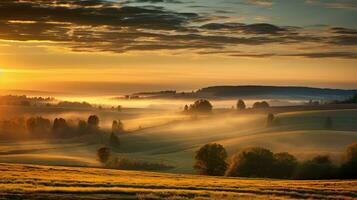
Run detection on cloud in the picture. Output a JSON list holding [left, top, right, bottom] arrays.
[[286, 52, 357, 59], [325, 2, 357, 10], [127, 0, 183, 3], [305, 0, 357, 10], [200, 23, 288, 35], [330, 35, 357, 46], [328, 27, 357, 45], [245, 0, 274, 8], [330, 27, 357, 35], [0, 0, 355, 59]]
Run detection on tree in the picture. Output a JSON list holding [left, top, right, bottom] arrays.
[[236, 99, 246, 110], [194, 143, 228, 176], [26, 116, 51, 137], [225, 147, 274, 177], [97, 147, 111, 165], [77, 120, 87, 136], [294, 155, 337, 179], [52, 118, 69, 138], [20, 100, 31, 106], [183, 105, 189, 112], [325, 117, 333, 129], [112, 120, 124, 134], [340, 143, 357, 178], [109, 132, 120, 149], [88, 115, 99, 129], [252, 101, 270, 109], [272, 152, 298, 178], [266, 113, 274, 127], [187, 99, 213, 114]]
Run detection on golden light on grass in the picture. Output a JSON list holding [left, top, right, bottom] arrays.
[[1, 163, 356, 199]]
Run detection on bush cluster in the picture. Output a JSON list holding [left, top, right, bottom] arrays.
[[194, 143, 357, 179]]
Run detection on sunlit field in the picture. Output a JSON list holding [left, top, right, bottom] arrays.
[[1, 163, 356, 200]]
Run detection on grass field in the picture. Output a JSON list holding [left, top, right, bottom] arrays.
[[0, 163, 356, 200]]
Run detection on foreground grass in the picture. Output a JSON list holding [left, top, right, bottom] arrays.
[[0, 163, 356, 199]]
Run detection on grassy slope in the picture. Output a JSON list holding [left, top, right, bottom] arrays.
[[0, 163, 356, 200], [0, 109, 357, 174], [117, 109, 357, 173]]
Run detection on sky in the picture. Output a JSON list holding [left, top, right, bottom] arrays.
[[0, 0, 356, 95]]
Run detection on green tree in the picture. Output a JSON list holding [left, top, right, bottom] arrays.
[[226, 147, 274, 177], [294, 155, 337, 179], [26, 116, 51, 137], [194, 143, 228, 176], [252, 101, 270, 109], [97, 147, 111, 165], [266, 113, 274, 127], [188, 99, 213, 114], [112, 120, 124, 134], [88, 115, 99, 129], [341, 143, 357, 178], [236, 99, 246, 110], [77, 120, 87, 136], [109, 132, 120, 149], [52, 118, 69, 138], [272, 152, 298, 178], [183, 104, 189, 112]]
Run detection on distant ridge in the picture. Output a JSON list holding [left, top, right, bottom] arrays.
[[128, 85, 357, 100], [196, 85, 357, 99]]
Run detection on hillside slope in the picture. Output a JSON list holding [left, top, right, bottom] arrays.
[[0, 163, 356, 200], [1, 109, 357, 174]]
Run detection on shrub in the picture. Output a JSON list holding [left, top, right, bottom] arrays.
[[97, 147, 111, 165], [340, 143, 357, 178], [272, 152, 298, 178], [294, 155, 338, 179], [225, 147, 274, 177], [194, 143, 228, 176]]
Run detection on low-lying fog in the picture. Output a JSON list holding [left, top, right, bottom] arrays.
[[1, 95, 356, 174], [58, 95, 304, 109]]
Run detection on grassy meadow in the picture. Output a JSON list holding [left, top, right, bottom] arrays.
[[1, 104, 357, 174], [1, 163, 356, 200]]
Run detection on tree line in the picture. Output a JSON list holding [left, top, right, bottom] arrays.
[[0, 115, 124, 143], [183, 99, 270, 114], [194, 143, 357, 179]]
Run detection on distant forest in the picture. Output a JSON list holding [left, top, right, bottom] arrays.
[[122, 86, 357, 100]]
